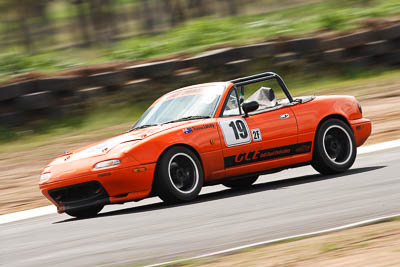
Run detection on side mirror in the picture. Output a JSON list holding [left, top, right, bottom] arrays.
[[242, 101, 259, 117]]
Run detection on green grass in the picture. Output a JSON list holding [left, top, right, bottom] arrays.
[[106, 0, 400, 61], [1, 0, 400, 81], [374, 216, 400, 223], [320, 242, 343, 253]]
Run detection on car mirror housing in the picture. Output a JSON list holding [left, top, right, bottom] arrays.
[[242, 101, 259, 117]]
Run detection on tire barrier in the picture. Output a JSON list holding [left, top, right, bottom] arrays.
[[86, 71, 128, 88], [182, 48, 238, 69], [124, 59, 181, 79], [16, 91, 54, 111], [233, 42, 276, 59], [0, 80, 36, 102], [1, 23, 400, 127], [281, 37, 321, 55]]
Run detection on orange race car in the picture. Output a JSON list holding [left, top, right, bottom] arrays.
[[39, 72, 371, 218]]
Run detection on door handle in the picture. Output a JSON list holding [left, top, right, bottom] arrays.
[[280, 114, 290, 119]]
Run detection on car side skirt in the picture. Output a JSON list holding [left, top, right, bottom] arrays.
[[205, 162, 311, 186]]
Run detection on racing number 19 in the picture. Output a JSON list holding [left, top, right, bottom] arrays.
[[219, 118, 251, 146], [228, 120, 248, 140]]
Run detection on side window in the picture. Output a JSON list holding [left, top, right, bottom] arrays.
[[222, 89, 240, 117]]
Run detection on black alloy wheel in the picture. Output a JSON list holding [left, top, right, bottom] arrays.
[[312, 118, 356, 175], [155, 146, 203, 203]]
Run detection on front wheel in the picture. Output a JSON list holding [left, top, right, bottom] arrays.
[[312, 118, 356, 175], [222, 176, 259, 189], [154, 146, 204, 203], [65, 205, 104, 218]]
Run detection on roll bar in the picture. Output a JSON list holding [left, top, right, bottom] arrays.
[[230, 72, 293, 103]]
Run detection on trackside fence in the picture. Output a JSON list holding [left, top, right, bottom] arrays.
[[1, 24, 400, 127]]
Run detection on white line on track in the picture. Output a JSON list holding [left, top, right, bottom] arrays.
[[358, 139, 400, 154], [0, 205, 56, 224], [1, 138, 400, 225], [143, 213, 400, 267]]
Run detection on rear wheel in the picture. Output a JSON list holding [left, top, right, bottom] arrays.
[[312, 118, 356, 175], [155, 146, 203, 203], [222, 176, 259, 189], [65, 205, 104, 218]]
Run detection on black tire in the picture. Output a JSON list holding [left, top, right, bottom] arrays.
[[222, 176, 259, 189], [65, 205, 104, 218], [312, 118, 356, 175], [154, 146, 204, 203]]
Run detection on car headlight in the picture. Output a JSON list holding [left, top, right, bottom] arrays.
[[94, 159, 121, 169], [40, 172, 51, 182], [357, 102, 362, 114]]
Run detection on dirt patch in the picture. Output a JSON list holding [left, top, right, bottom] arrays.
[[0, 78, 400, 215], [197, 220, 400, 267]]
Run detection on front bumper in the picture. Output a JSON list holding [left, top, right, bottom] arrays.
[[48, 181, 110, 213], [40, 163, 156, 213]]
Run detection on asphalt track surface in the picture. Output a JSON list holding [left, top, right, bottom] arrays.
[[2, 147, 400, 267]]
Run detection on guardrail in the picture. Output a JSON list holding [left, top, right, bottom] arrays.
[[1, 24, 400, 127]]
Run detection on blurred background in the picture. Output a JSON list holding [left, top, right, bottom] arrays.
[[1, 0, 399, 77], [1, 0, 400, 214]]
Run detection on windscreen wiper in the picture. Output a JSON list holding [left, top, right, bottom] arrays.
[[128, 124, 158, 132], [163, 115, 211, 124]]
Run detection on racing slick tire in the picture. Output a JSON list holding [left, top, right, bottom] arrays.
[[312, 118, 356, 175], [222, 176, 259, 189], [65, 205, 104, 218], [155, 146, 204, 203]]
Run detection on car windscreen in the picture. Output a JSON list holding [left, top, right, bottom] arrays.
[[133, 84, 225, 128]]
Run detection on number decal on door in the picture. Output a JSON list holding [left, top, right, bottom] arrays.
[[251, 128, 262, 142], [228, 120, 248, 140], [219, 118, 251, 146]]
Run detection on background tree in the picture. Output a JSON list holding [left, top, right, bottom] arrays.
[[163, 0, 186, 27], [140, 0, 155, 32], [71, 0, 92, 46], [188, 0, 211, 18], [225, 0, 238, 16], [0, 0, 52, 52]]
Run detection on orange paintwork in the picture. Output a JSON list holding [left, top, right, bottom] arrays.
[[39, 81, 371, 213]]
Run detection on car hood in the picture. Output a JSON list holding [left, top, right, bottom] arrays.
[[49, 122, 189, 166]]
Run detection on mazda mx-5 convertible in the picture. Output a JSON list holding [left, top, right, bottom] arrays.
[[39, 72, 371, 218]]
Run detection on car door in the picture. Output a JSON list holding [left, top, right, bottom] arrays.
[[217, 87, 300, 178]]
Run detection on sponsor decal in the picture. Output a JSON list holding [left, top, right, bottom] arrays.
[[183, 128, 193, 134], [251, 128, 262, 142], [192, 124, 215, 131], [183, 124, 214, 134], [224, 142, 312, 168], [295, 143, 312, 154]]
